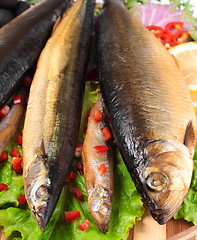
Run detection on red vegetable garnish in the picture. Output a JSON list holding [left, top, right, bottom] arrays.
[[0, 183, 8, 192], [97, 163, 108, 175], [94, 145, 108, 154], [10, 148, 20, 157], [76, 161, 83, 172], [146, 25, 164, 36], [18, 194, 26, 205], [0, 152, 8, 162], [94, 109, 102, 122], [78, 219, 90, 231], [0, 105, 10, 118], [73, 187, 83, 201], [65, 210, 81, 223], [23, 76, 32, 87], [101, 127, 112, 141], [75, 143, 83, 158], [172, 30, 189, 45], [165, 21, 183, 35], [16, 134, 22, 146], [65, 172, 77, 184], [11, 157, 23, 173], [13, 95, 21, 105]]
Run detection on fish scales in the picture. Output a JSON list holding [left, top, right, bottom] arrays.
[[97, 0, 196, 224], [23, 0, 95, 230]]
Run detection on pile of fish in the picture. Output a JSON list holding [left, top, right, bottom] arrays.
[[0, 0, 196, 234]]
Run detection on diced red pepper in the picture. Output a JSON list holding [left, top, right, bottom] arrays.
[[23, 76, 32, 87], [65, 210, 81, 223], [73, 188, 83, 201], [87, 69, 97, 81], [165, 22, 184, 35], [16, 135, 22, 146], [146, 25, 164, 36], [94, 109, 102, 122], [94, 145, 108, 154], [75, 143, 83, 158], [97, 163, 108, 175], [0, 183, 8, 192], [78, 219, 90, 231], [18, 194, 26, 205], [65, 172, 77, 184], [11, 157, 23, 173], [0, 152, 8, 162], [0, 105, 10, 118], [10, 148, 20, 157], [76, 161, 83, 172], [101, 127, 112, 141], [172, 30, 189, 45], [13, 95, 21, 105]]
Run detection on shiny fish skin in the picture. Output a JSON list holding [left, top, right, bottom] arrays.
[[23, 0, 95, 231], [82, 93, 113, 233], [97, 0, 196, 224], [0, 0, 72, 108]]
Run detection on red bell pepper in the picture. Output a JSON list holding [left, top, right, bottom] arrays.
[[0, 183, 8, 192], [18, 194, 26, 205], [97, 163, 108, 175], [78, 219, 90, 231], [94, 109, 102, 122], [65, 172, 77, 184], [0, 152, 8, 162], [65, 210, 81, 223], [11, 157, 23, 173], [0, 105, 10, 118], [10, 148, 20, 157], [101, 127, 112, 141], [94, 145, 108, 154], [16, 134, 23, 146], [76, 161, 83, 172], [13, 95, 21, 105], [73, 188, 83, 201]]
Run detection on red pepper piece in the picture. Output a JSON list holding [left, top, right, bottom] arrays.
[[165, 22, 184, 35], [146, 25, 164, 36], [11, 157, 23, 173], [94, 109, 102, 122], [23, 76, 32, 87], [73, 188, 83, 201], [101, 127, 112, 141], [78, 219, 90, 231], [18, 194, 26, 205], [65, 172, 77, 184], [16, 135, 22, 146], [172, 30, 189, 45], [97, 163, 108, 175], [0, 183, 8, 192], [75, 143, 83, 158], [65, 210, 81, 223], [0, 105, 10, 118], [13, 95, 21, 105], [76, 161, 83, 172], [0, 152, 8, 162], [94, 145, 108, 154], [10, 148, 20, 157]]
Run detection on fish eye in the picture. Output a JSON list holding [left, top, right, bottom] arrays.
[[36, 185, 48, 199], [145, 172, 168, 192], [99, 204, 110, 216]]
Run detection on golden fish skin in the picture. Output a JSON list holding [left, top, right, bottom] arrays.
[[82, 93, 113, 233], [97, 0, 196, 224], [23, 0, 95, 231]]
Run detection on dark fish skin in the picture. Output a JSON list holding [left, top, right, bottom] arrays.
[[23, 0, 95, 231], [97, 0, 196, 224], [0, 0, 72, 108], [82, 93, 113, 233]]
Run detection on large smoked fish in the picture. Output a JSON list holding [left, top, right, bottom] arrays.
[[97, 0, 196, 224], [0, 0, 71, 108], [23, 0, 94, 230]]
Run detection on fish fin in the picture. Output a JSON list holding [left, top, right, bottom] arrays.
[[184, 120, 196, 156], [51, 15, 62, 35]]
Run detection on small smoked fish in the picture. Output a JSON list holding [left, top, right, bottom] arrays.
[[0, 0, 71, 108], [82, 93, 113, 233], [23, 0, 95, 231], [97, 0, 196, 224], [0, 86, 28, 156]]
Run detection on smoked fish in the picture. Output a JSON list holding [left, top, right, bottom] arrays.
[[82, 93, 113, 233], [96, 0, 196, 224], [0, 0, 71, 108], [23, 0, 95, 230]]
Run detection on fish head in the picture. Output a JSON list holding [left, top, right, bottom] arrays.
[[24, 156, 61, 231], [141, 140, 193, 224]]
